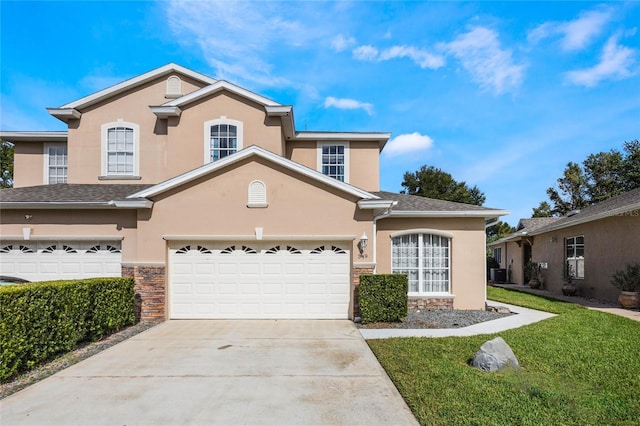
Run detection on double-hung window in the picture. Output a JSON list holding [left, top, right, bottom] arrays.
[[44, 143, 67, 184], [101, 121, 139, 177], [392, 232, 451, 294], [204, 118, 243, 163], [565, 236, 584, 279], [317, 142, 349, 182]]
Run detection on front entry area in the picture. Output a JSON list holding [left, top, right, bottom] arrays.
[[168, 241, 351, 319]]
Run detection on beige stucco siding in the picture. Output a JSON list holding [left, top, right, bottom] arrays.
[[134, 157, 373, 263], [165, 92, 284, 179], [0, 209, 138, 262], [286, 140, 380, 191], [531, 214, 639, 303], [494, 240, 527, 284], [376, 217, 487, 309], [13, 142, 45, 187]]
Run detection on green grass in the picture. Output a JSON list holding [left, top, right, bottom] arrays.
[[368, 286, 640, 426]]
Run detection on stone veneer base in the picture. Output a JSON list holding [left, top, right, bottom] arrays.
[[122, 265, 166, 321]]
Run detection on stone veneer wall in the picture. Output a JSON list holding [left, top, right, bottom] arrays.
[[352, 265, 375, 318], [122, 265, 166, 321], [408, 296, 454, 310]]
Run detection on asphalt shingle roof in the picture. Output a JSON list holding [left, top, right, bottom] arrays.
[[0, 184, 154, 203], [371, 191, 501, 212]]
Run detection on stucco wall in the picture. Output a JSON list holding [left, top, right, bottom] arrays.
[[376, 217, 487, 310], [12, 142, 45, 187], [531, 214, 640, 303], [134, 157, 374, 263], [494, 240, 527, 284]]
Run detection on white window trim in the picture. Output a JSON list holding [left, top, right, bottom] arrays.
[[565, 235, 585, 279], [317, 142, 350, 183], [203, 117, 243, 164], [100, 120, 140, 177], [43, 142, 68, 184], [391, 231, 452, 296]]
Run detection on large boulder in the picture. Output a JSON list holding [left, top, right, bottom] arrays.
[[472, 337, 520, 372]]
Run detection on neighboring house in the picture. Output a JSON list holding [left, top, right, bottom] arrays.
[[490, 188, 640, 303], [0, 63, 508, 320]]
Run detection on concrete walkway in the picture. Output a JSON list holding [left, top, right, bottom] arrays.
[[1, 320, 418, 426], [492, 284, 640, 322], [360, 301, 556, 339]]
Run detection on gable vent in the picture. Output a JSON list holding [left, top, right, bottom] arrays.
[[247, 180, 268, 208], [166, 76, 182, 98]]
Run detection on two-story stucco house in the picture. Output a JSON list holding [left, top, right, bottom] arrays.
[[0, 63, 508, 320]]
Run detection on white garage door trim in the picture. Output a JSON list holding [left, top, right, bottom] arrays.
[[0, 241, 122, 282], [169, 242, 351, 319]]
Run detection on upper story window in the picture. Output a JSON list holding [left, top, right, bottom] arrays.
[[565, 236, 584, 279], [317, 142, 349, 182], [101, 120, 140, 177], [392, 231, 451, 295], [44, 143, 67, 184], [204, 118, 243, 163]]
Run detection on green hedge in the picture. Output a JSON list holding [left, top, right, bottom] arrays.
[[0, 277, 135, 382], [358, 274, 408, 323]]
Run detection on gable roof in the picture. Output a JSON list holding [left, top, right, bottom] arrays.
[[516, 217, 562, 232], [127, 145, 379, 200], [371, 191, 509, 219], [48, 63, 217, 121], [0, 184, 154, 209], [530, 187, 640, 235]]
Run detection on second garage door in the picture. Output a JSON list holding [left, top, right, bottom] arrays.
[[169, 242, 351, 319]]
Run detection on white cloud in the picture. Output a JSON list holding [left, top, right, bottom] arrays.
[[528, 7, 613, 51], [443, 27, 525, 94], [379, 46, 445, 69], [352, 44, 444, 69], [324, 97, 373, 115], [352, 45, 379, 61], [331, 34, 356, 52], [565, 35, 637, 87], [384, 132, 434, 157]]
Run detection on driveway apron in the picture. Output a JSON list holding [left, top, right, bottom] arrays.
[[1, 320, 418, 425]]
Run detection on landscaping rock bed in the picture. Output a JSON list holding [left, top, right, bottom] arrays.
[[357, 308, 513, 329]]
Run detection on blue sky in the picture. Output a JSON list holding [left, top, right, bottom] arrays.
[[1, 1, 638, 225]]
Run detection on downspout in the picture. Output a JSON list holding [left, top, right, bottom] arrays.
[[372, 203, 396, 273]]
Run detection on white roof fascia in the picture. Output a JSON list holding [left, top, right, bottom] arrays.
[[149, 106, 182, 119], [57, 63, 217, 110], [45, 108, 82, 122], [128, 145, 379, 200], [357, 199, 397, 209], [294, 131, 390, 150], [163, 80, 280, 108], [387, 210, 511, 219], [265, 105, 295, 140], [529, 203, 640, 235], [108, 200, 154, 208], [0, 131, 68, 142], [0, 202, 114, 209]]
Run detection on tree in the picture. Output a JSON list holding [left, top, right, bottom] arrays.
[[621, 139, 640, 191], [532, 201, 553, 218], [401, 165, 486, 206], [583, 149, 625, 203], [0, 141, 14, 188], [486, 221, 515, 242], [546, 162, 589, 216]]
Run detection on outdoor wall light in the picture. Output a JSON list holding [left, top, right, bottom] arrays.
[[358, 232, 368, 253]]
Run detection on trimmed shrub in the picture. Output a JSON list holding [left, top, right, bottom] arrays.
[[0, 277, 135, 382], [358, 274, 408, 323]]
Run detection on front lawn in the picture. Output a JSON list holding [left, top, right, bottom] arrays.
[[368, 287, 640, 425]]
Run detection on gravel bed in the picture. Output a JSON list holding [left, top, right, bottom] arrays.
[[357, 308, 513, 329], [0, 320, 162, 399]]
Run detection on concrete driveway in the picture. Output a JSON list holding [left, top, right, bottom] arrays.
[[1, 320, 418, 425]]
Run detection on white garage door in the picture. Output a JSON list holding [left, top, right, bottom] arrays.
[[169, 242, 351, 319], [0, 241, 122, 282]]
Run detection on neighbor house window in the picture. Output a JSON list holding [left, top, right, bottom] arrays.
[[317, 142, 349, 182], [492, 247, 502, 264], [392, 232, 451, 294], [44, 143, 67, 184], [204, 118, 243, 163], [101, 121, 139, 177], [565, 236, 584, 279]]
